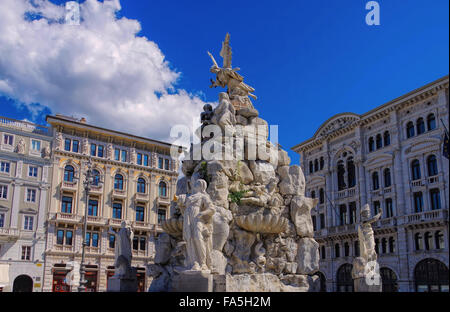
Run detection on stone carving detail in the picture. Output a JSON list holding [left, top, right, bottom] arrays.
[[81, 138, 89, 155], [130, 148, 137, 164], [106, 143, 114, 160], [42, 146, 51, 158], [16, 138, 25, 154], [55, 132, 63, 151], [318, 116, 360, 138]]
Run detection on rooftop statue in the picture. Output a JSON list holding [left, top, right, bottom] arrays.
[[208, 33, 257, 110]]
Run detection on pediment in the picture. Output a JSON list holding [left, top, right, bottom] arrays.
[[404, 137, 441, 154], [0, 205, 9, 212], [19, 208, 38, 214], [314, 113, 361, 139], [363, 153, 393, 168]]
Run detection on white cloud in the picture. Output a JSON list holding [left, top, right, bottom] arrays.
[[0, 0, 208, 144]]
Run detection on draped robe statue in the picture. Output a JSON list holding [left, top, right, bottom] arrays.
[[109, 222, 134, 279]]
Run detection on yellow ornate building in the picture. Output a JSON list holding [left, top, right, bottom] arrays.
[[42, 115, 180, 292]]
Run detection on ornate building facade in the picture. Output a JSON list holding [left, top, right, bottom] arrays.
[[42, 115, 180, 292], [292, 76, 449, 292], [0, 117, 53, 292]]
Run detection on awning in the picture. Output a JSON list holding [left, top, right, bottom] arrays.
[[0, 263, 10, 287]]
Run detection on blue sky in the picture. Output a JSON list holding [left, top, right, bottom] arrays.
[[0, 0, 448, 164]]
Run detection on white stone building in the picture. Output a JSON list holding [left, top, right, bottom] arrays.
[[292, 76, 449, 292], [0, 117, 53, 292]]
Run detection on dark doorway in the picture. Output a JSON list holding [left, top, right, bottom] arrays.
[[336, 263, 354, 292], [414, 258, 449, 292], [13, 275, 33, 292]]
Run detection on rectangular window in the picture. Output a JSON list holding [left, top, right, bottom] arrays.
[[413, 192, 423, 213], [31, 140, 41, 151], [133, 236, 139, 250], [72, 140, 79, 153], [339, 204, 347, 226], [113, 203, 122, 219], [385, 199, 393, 218], [137, 153, 142, 165], [429, 189, 441, 211], [3, 134, 13, 145], [0, 213, 5, 227], [349, 202, 357, 224], [0, 162, 10, 173], [28, 166, 38, 177], [157, 208, 166, 225], [88, 199, 98, 216], [65, 230, 73, 246], [21, 246, 31, 260], [158, 157, 163, 169], [92, 233, 99, 247], [24, 216, 33, 230], [139, 237, 146, 251], [143, 155, 149, 166], [121, 150, 127, 162], [0, 185, 7, 199], [312, 215, 317, 231], [90, 144, 97, 157], [109, 234, 115, 249], [164, 159, 169, 170], [56, 230, 64, 245], [61, 196, 73, 214], [114, 149, 120, 161], [136, 206, 145, 222], [373, 201, 381, 215], [85, 232, 91, 247], [97, 145, 104, 158], [26, 189, 37, 202], [320, 213, 325, 229], [64, 139, 71, 151]]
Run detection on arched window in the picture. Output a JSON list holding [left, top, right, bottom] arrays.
[[347, 157, 356, 188], [435, 231, 444, 250], [385, 198, 393, 218], [372, 172, 379, 190], [384, 168, 391, 187], [309, 161, 314, 174], [383, 131, 390, 146], [158, 181, 167, 197], [427, 155, 438, 176], [381, 238, 387, 254], [344, 242, 350, 257], [321, 245, 326, 259], [380, 268, 398, 292], [376, 134, 383, 149], [64, 165, 75, 182], [114, 174, 124, 190], [416, 118, 425, 135], [427, 114, 436, 131], [411, 159, 421, 180], [368, 137, 375, 152], [375, 238, 380, 254], [424, 232, 432, 251], [415, 233, 423, 250], [314, 159, 319, 172], [429, 188, 441, 210], [92, 169, 100, 186], [315, 271, 327, 292], [335, 244, 340, 258], [354, 241, 360, 257], [415, 258, 449, 292], [319, 188, 325, 204], [337, 160, 346, 191], [389, 237, 395, 253], [319, 157, 324, 170], [137, 178, 146, 193], [406, 121, 415, 138], [336, 264, 353, 292]]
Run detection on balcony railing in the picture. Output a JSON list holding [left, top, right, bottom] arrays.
[[132, 250, 147, 258], [0, 227, 20, 239], [108, 218, 123, 227], [410, 179, 425, 188], [404, 209, 448, 225], [136, 192, 149, 201], [89, 185, 103, 194], [157, 196, 171, 205], [133, 221, 151, 230], [50, 212, 82, 223], [328, 223, 357, 235], [86, 215, 107, 225], [113, 189, 127, 197], [336, 187, 356, 199], [0, 116, 51, 135], [61, 181, 77, 190], [53, 245, 75, 253], [86, 246, 100, 254]]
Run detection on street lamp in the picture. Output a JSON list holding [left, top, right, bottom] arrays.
[[78, 156, 103, 292]]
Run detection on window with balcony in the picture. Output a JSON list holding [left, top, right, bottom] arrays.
[[64, 165, 75, 182], [3, 134, 13, 146], [372, 172, 379, 190], [21, 246, 31, 260], [114, 174, 124, 190], [413, 192, 423, 213], [88, 199, 98, 216], [427, 114, 436, 131], [137, 178, 146, 193], [26, 189, 36, 203], [23, 216, 33, 231], [389, 237, 395, 253], [0, 161, 10, 173], [416, 118, 425, 135], [56, 229, 73, 246], [61, 196, 73, 214], [368, 137, 375, 152], [335, 244, 340, 258], [0, 185, 8, 199], [429, 189, 441, 210], [339, 204, 347, 226], [31, 139, 41, 152], [158, 181, 167, 197], [383, 131, 390, 146], [435, 231, 444, 250], [86, 232, 99, 247], [411, 160, 421, 180], [136, 206, 145, 222], [373, 201, 381, 215], [114, 149, 120, 161], [157, 208, 167, 224], [384, 168, 391, 187], [427, 155, 438, 176], [28, 166, 38, 177], [349, 202, 356, 224], [385, 198, 393, 218], [319, 188, 324, 204], [112, 203, 122, 219], [415, 233, 423, 250], [376, 134, 382, 149], [406, 121, 415, 138]]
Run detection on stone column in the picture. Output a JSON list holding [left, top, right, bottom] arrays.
[[393, 148, 406, 215], [396, 226, 411, 291]]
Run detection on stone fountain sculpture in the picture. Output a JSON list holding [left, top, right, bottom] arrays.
[[352, 204, 382, 292], [150, 33, 320, 292]]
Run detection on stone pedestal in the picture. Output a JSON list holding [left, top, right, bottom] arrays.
[[107, 268, 138, 292], [171, 271, 213, 292], [353, 277, 382, 292]]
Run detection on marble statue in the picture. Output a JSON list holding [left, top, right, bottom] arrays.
[[108, 222, 134, 279], [178, 179, 216, 271], [42, 146, 51, 158], [55, 132, 63, 150], [16, 138, 25, 154], [358, 203, 382, 262]]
